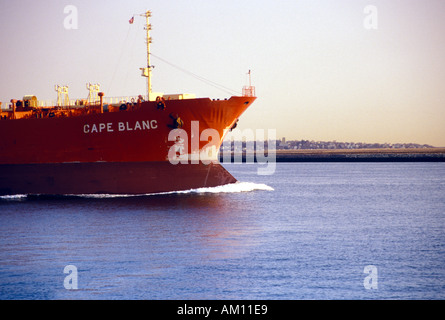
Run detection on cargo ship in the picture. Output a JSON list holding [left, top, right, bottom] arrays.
[[0, 11, 256, 196]]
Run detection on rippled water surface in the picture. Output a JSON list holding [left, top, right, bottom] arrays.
[[1, 163, 444, 299]]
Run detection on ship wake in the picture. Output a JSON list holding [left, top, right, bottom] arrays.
[[83, 182, 274, 198], [0, 182, 273, 200], [167, 182, 274, 195]]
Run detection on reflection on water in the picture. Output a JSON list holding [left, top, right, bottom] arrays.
[[1, 163, 444, 299], [0, 182, 271, 299]]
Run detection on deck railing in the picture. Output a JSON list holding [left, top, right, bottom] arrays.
[[0, 95, 149, 110]]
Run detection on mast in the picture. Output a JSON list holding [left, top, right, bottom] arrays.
[[242, 70, 256, 97], [139, 10, 153, 101]]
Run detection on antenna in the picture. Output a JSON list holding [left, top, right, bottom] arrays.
[[138, 10, 154, 101]]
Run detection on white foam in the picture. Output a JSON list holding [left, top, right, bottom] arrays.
[[0, 182, 274, 200], [177, 182, 274, 195], [0, 194, 28, 200], [75, 182, 274, 198]]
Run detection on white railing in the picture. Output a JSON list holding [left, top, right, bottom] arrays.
[[1, 95, 151, 110], [103, 95, 147, 105], [33, 95, 149, 108]]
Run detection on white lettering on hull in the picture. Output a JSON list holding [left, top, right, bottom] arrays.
[[83, 120, 158, 134]]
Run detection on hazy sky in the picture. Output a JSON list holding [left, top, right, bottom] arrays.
[[1, 0, 444, 146]]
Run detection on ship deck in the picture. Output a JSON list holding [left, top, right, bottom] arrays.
[[0, 94, 210, 120]]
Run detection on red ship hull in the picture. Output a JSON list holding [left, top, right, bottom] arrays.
[[0, 96, 255, 195]]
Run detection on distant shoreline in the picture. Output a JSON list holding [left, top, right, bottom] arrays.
[[219, 148, 445, 162]]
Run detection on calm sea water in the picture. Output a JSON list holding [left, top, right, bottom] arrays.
[[0, 163, 444, 300]]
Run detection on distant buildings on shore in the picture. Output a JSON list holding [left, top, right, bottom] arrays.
[[220, 137, 434, 152], [279, 138, 434, 150]]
